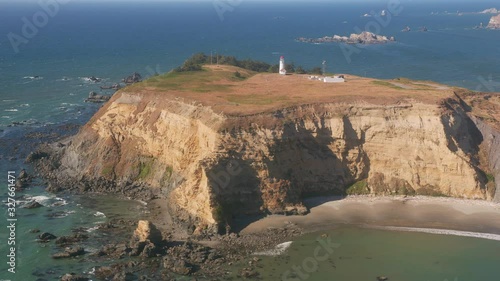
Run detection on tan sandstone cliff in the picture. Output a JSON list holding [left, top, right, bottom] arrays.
[[37, 65, 498, 233]]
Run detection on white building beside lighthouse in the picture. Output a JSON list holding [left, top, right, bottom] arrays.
[[279, 56, 287, 75]]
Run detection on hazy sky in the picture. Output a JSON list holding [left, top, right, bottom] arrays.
[[0, 0, 483, 2], [0, 0, 494, 4]]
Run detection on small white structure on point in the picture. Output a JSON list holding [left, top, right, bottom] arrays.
[[279, 56, 287, 75], [324, 75, 345, 83]]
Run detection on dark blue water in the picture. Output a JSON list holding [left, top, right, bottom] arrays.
[[1, 1, 499, 127], [0, 1, 500, 280]]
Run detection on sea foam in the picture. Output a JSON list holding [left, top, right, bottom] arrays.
[[371, 226, 500, 242], [253, 241, 293, 256]]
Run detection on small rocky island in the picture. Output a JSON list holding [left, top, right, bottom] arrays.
[[296, 31, 395, 44], [488, 14, 500, 29]]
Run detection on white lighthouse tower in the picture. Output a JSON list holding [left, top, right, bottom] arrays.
[[279, 56, 287, 75]]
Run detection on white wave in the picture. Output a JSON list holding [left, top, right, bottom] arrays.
[[50, 211, 74, 218], [20, 103, 30, 107], [51, 197, 68, 207], [29, 195, 53, 204], [371, 226, 500, 242], [80, 77, 103, 83], [23, 76, 43, 80], [86, 226, 100, 232], [86, 267, 96, 275], [2, 116, 12, 119], [2, 99, 16, 102], [253, 241, 293, 256], [94, 211, 106, 217], [4, 109, 18, 112], [15, 198, 31, 205], [57, 77, 72, 82]]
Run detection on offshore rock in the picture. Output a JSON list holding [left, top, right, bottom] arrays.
[[60, 274, 89, 281], [85, 91, 111, 103], [297, 31, 395, 44], [52, 246, 85, 259], [487, 14, 500, 29]]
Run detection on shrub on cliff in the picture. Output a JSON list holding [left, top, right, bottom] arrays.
[[173, 53, 297, 74]]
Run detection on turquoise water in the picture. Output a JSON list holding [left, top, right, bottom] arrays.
[[0, 1, 500, 280], [256, 226, 500, 281]]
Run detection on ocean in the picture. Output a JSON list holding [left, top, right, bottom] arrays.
[[0, 1, 500, 280]]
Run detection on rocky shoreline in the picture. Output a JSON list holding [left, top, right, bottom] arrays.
[[297, 31, 395, 44], [24, 146, 303, 280], [28, 201, 303, 280]]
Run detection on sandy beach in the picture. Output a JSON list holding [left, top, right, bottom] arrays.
[[241, 196, 500, 237]]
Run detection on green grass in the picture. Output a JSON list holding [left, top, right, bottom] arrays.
[[101, 165, 114, 177], [487, 173, 495, 183], [125, 66, 253, 93], [137, 160, 154, 180], [371, 80, 404, 90], [346, 180, 370, 195], [162, 166, 173, 183]]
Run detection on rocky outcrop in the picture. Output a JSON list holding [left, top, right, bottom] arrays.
[[123, 72, 142, 84], [34, 87, 499, 233], [38, 232, 57, 242], [479, 8, 499, 14], [52, 246, 85, 259], [297, 31, 395, 44], [488, 14, 500, 29], [133, 220, 162, 244], [85, 92, 111, 103], [60, 274, 89, 281]]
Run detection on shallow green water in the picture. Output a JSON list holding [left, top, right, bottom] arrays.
[[254, 226, 500, 281]]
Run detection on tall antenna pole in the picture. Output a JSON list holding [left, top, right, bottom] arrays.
[[210, 51, 213, 65], [322, 60, 327, 76]]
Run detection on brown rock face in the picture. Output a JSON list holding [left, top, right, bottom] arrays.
[[133, 220, 162, 244], [38, 72, 499, 232], [487, 14, 500, 29]]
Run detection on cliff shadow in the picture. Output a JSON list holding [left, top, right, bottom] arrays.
[[441, 98, 490, 191], [441, 98, 483, 159], [264, 116, 369, 211], [206, 148, 264, 234]]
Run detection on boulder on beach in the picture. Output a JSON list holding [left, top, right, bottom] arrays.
[[133, 220, 162, 245], [163, 256, 194, 275]]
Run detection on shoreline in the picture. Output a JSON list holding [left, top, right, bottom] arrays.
[[240, 195, 500, 239]]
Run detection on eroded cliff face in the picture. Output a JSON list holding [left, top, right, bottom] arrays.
[[43, 91, 495, 232]]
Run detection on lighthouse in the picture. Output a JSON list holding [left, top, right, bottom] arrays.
[[279, 56, 287, 75]]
